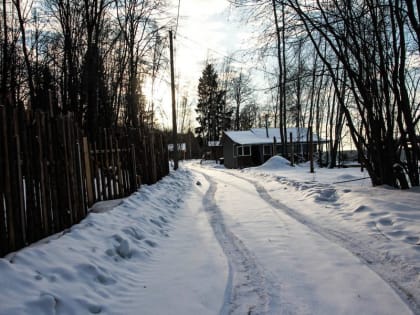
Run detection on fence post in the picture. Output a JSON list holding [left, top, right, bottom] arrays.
[[36, 111, 49, 236], [92, 142, 100, 201], [151, 133, 157, 183], [110, 133, 118, 198], [68, 114, 80, 223], [131, 144, 137, 190], [104, 129, 112, 199], [83, 137, 94, 207], [13, 108, 26, 247], [0, 107, 12, 254], [47, 111, 59, 233], [19, 108, 36, 243], [76, 139, 86, 218], [99, 134, 107, 201]]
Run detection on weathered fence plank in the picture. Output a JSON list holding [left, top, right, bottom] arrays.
[[0, 107, 8, 255], [13, 108, 26, 248], [36, 111, 49, 238], [115, 139, 124, 198], [46, 114, 59, 233], [110, 134, 118, 198], [83, 137, 94, 207]]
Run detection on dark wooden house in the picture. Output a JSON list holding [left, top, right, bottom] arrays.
[[221, 127, 324, 169]]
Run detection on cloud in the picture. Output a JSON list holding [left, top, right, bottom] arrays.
[[179, 0, 228, 17]]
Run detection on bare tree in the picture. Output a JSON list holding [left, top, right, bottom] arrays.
[[285, 0, 419, 187], [229, 71, 254, 130], [115, 0, 167, 129], [44, 0, 84, 118], [239, 102, 260, 130], [12, 0, 36, 107]]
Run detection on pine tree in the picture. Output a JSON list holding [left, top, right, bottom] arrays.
[[195, 64, 232, 145]]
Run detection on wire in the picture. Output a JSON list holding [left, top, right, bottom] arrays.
[[175, 31, 277, 76], [175, 0, 181, 37]]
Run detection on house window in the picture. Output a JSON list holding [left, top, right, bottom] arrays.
[[237, 145, 251, 156], [263, 145, 272, 156]]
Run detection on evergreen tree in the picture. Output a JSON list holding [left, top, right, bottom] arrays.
[[195, 64, 232, 145]]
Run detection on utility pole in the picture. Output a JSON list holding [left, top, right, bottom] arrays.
[[169, 30, 178, 170]]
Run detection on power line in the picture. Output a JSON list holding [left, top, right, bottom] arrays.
[[175, 0, 181, 37], [175, 31, 277, 77]]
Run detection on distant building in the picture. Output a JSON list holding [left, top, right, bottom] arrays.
[[166, 130, 202, 160], [221, 127, 325, 169]]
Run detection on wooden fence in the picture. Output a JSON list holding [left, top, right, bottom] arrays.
[[0, 105, 169, 256]]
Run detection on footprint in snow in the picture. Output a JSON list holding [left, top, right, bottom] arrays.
[[144, 239, 158, 248], [404, 236, 419, 245], [116, 239, 132, 258], [88, 304, 102, 314], [354, 205, 369, 213], [150, 219, 163, 228], [378, 218, 393, 226]]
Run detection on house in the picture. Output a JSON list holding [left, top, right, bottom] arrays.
[[221, 127, 324, 169]]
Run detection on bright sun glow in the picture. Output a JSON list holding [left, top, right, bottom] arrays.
[[154, 0, 246, 128]]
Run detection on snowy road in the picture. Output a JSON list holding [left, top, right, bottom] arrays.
[[0, 161, 417, 314], [190, 164, 414, 315]]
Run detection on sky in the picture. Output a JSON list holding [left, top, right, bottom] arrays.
[[155, 0, 247, 127], [1, 159, 419, 314]]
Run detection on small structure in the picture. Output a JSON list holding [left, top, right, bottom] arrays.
[[168, 143, 187, 160], [221, 127, 324, 169], [201, 140, 223, 162]]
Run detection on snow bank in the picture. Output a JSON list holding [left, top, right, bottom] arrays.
[[0, 168, 227, 315], [252, 155, 294, 171]]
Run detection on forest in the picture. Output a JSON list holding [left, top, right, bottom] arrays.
[[1, 0, 420, 188], [1, 0, 170, 138]]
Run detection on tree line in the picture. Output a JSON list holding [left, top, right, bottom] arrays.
[[2, 0, 419, 188], [1, 0, 172, 140], [197, 0, 419, 188]]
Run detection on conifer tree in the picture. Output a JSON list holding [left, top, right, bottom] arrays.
[[195, 63, 232, 146]]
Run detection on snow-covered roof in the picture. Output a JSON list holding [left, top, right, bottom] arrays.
[[223, 130, 271, 145], [224, 128, 322, 145]]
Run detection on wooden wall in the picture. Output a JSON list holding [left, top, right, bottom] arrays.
[[0, 105, 169, 256]]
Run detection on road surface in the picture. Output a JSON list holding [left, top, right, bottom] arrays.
[[189, 164, 414, 315]]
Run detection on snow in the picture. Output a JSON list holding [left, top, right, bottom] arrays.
[[254, 155, 294, 169], [223, 130, 266, 145], [0, 157, 419, 314], [0, 169, 227, 315], [250, 127, 321, 142], [224, 128, 322, 145]]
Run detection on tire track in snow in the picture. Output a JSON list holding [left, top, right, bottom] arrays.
[[200, 173, 271, 315], [233, 173, 420, 315]]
